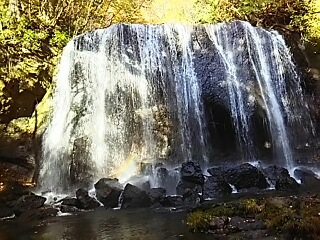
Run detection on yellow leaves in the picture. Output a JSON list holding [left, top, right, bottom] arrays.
[[142, 0, 199, 24]]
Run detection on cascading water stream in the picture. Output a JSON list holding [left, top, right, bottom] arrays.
[[205, 21, 313, 167]]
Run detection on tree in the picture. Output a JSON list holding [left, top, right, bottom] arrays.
[[0, 0, 151, 122]]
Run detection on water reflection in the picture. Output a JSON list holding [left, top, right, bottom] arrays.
[[0, 209, 210, 240]]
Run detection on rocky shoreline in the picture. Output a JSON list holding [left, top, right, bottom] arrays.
[[1, 161, 320, 239]]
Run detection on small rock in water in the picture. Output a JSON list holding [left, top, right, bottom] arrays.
[[12, 194, 46, 216], [60, 205, 80, 213], [60, 197, 80, 208], [76, 188, 100, 210], [294, 167, 320, 190], [18, 207, 58, 221]]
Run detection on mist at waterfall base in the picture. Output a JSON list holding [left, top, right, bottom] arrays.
[[39, 21, 314, 194]]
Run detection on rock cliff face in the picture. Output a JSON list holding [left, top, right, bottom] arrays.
[[0, 21, 320, 187], [0, 89, 52, 183]]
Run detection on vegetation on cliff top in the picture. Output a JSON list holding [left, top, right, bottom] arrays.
[[0, 0, 319, 124]]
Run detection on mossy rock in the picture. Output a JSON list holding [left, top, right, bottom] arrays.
[[187, 195, 320, 239]]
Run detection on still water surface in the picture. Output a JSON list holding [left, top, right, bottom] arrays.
[[0, 208, 211, 240]]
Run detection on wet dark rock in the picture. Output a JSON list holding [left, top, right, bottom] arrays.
[[294, 167, 320, 190], [76, 188, 100, 210], [12, 194, 46, 216], [147, 188, 166, 204], [275, 176, 300, 191], [141, 181, 151, 191], [176, 180, 202, 205], [121, 183, 151, 209], [237, 187, 262, 194], [18, 207, 58, 221], [159, 196, 184, 207], [60, 205, 80, 213], [206, 167, 224, 180], [0, 181, 32, 204], [262, 165, 290, 185], [182, 190, 201, 206], [241, 229, 270, 239], [203, 176, 232, 199], [176, 180, 202, 195], [150, 202, 164, 209], [228, 216, 266, 231], [209, 216, 229, 230], [60, 197, 80, 208], [94, 178, 122, 208], [207, 163, 268, 190], [0, 207, 13, 218], [180, 161, 204, 185]]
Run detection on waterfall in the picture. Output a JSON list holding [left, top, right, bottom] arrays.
[[39, 24, 208, 193], [39, 21, 313, 193]]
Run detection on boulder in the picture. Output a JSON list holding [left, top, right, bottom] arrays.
[[176, 180, 202, 196], [0, 181, 32, 205], [76, 188, 100, 210], [159, 196, 184, 207], [94, 178, 122, 208], [262, 165, 290, 185], [60, 197, 80, 208], [0, 207, 14, 219], [202, 176, 232, 199], [121, 184, 151, 209], [12, 194, 46, 216], [275, 177, 300, 191], [207, 163, 268, 191], [182, 189, 201, 206], [18, 207, 58, 221], [147, 188, 166, 204], [180, 161, 204, 185], [294, 168, 320, 190], [176, 180, 202, 205]]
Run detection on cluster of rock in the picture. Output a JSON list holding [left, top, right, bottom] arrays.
[[49, 161, 320, 214], [0, 182, 57, 221], [1, 161, 320, 222]]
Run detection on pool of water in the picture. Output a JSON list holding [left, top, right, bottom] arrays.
[[0, 208, 211, 240]]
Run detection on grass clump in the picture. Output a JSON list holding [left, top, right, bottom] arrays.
[[187, 210, 214, 232]]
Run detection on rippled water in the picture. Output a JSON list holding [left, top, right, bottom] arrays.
[[0, 209, 211, 240]]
